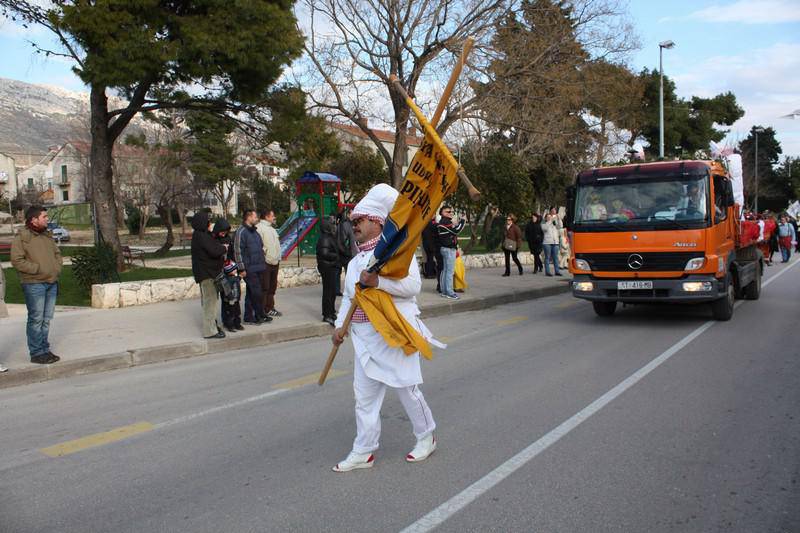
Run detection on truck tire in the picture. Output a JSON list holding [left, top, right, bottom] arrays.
[[743, 261, 762, 300], [592, 301, 617, 316], [711, 277, 734, 321]]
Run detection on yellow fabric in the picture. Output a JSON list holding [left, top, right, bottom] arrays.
[[376, 95, 460, 280], [356, 91, 460, 360], [354, 285, 433, 360], [454, 255, 468, 291]]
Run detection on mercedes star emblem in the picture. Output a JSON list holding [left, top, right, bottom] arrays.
[[627, 253, 644, 270]]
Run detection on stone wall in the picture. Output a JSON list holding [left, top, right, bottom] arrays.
[[90, 252, 545, 308]]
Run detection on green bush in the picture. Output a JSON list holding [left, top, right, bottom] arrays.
[[71, 242, 119, 291], [126, 204, 142, 235]]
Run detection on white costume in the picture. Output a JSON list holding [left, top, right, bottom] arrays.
[[335, 184, 440, 458]]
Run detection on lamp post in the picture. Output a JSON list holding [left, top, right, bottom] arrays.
[[753, 126, 765, 214], [659, 40, 675, 159]]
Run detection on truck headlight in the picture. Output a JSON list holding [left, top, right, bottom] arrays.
[[684, 257, 705, 271], [682, 281, 713, 292], [574, 258, 591, 271], [573, 281, 594, 292]]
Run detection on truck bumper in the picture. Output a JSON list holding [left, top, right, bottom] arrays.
[[571, 274, 726, 304]]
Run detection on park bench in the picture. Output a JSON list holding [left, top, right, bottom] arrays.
[[121, 245, 146, 267], [179, 231, 193, 248]]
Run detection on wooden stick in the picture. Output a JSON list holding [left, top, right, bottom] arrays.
[[430, 37, 474, 128], [318, 301, 358, 385]]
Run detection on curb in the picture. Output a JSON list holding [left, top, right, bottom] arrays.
[[0, 282, 571, 390]]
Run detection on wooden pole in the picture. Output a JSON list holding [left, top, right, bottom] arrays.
[[430, 37, 474, 129], [318, 300, 357, 385]]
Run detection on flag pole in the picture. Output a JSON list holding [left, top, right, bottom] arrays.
[[319, 40, 475, 386]]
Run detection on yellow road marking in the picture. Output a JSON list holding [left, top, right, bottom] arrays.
[[40, 422, 154, 457], [555, 300, 579, 310], [272, 369, 349, 390], [496, 316, 528, 326]]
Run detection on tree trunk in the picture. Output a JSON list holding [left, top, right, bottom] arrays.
[[390, 93, 411, 189], [177, 200, 188, 234], [89, 84, 124, 270], [155, 203, 174, 256]]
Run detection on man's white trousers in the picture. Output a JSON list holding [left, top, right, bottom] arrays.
[[352, 356, 436, 454]]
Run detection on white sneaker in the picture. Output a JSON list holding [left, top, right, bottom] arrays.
[[332, 451, 375, 472], [406, 434, 436, 463], [0, 364, 7, 373]]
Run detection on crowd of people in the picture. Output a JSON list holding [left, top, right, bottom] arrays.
[[745, 211, 799, 265]]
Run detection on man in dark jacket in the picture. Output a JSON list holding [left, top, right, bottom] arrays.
[[191, 211, 227, 339], [524, 213, 545, 274], [234, 209, 271, 324], [317, 218, 340, 326], [421, 220, 440, 281], [335, 206, 358, 296]]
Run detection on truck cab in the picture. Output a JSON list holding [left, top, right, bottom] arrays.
[[565, 160, 762, 321]]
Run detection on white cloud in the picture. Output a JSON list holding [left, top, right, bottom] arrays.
[[688, 0, 800, 24], [668, 42, 800, 156]]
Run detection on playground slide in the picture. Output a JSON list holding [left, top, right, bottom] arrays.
[[279, 215, 318, 259]]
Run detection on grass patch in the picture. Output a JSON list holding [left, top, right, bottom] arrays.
[[1, 246, 191, 262], [3, 266, 192, 307]]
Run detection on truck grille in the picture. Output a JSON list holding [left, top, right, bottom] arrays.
[[576, 252, 703, 272]]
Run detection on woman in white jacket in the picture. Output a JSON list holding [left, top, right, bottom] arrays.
[[541, 212, 562, 276]]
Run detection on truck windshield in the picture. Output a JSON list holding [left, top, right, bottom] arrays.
[[573, 175, 708, 230]]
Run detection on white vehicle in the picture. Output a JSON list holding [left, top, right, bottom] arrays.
[[47, 222, 71, 242]]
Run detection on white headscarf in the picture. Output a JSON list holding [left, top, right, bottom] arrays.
[[350, 183, 399, 225]]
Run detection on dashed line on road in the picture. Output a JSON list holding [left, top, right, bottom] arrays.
[[40, 422, 155, 457], [399, 259, 799, 533], [495, 316, 528, 326]]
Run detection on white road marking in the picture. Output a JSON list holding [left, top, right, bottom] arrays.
[[155, 389, 288, 429], [400, 259, 799, 533]]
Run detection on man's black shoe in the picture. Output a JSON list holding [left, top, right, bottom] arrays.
[[259, 316, 273, 324], [323, 316, 336, 327], [31, 354, 54, 365], [235, 324, 245, 331], [205, 331, 226, 339], [47, 352, 61, 363], [243, 319, 262, 326], [225, 326, 237, 333]]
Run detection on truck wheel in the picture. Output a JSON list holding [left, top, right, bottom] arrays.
[[592, 301, 617, 316], [711, 278, 734, 321], [743, 262, 762, 300]]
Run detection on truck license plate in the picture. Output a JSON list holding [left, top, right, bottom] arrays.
[[618, 281, 653, 290]]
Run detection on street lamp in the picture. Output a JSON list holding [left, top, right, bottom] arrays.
[[659, 40, 675, 159], [753, 126, 765, 213]]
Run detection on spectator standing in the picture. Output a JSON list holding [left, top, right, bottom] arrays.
[[777, 214, 796, 263], [10, 206, 62, 364], [501, 214, 524, 277], [436, 205, 465, 299], [213, 219, 243, 332], [789, 216, 800, 253], [542, 212, 562, 276], [421, 220, 440, 280], [257, 209, 282, 318], [336, 206, 358, 295], [316, 218, 341, 326], [190, 211, 227, 339], [525, 213, 544, 274], [234, 209, 272, 325]]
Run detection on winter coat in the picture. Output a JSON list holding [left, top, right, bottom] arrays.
[[542, 217, 561, 246], [191, 212, 227, 283], [524, 220, 544, 246], [317, 220, 341, 271], [421, 221, 439, 254], [336, 215, 358, 265], [503, 223, 523, 250], [10, 226, 62, 284], [436, 216, 465, 248], [234, 222, 267, 274], [256, 219, 281, 266]]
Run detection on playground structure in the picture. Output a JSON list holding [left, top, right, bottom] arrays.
[[278, 172, 344, 259]]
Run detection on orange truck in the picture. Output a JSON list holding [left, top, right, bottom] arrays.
[[565, 160, 768, 321]]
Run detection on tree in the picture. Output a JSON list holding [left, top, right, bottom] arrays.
[[2, 0, 303, 267], [186, 110, 240, 218], [739, 126, 783, 211], [635, 70, 744, 158], [330, 145, 390, 203], [776, 157, 800, 204], [298, 0, 505, 187]]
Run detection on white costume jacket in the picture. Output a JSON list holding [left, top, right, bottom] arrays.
[[335, 251, 440, 388]]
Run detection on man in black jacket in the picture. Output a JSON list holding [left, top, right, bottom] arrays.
[[191, 211, 227, 339], [436, 206, 465, 299], [524, 213, 545, 274], [316, 218, 340, 326], [421, 220, 440, 281]]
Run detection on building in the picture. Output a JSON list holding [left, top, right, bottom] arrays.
[[17, 142, 90, 205], [328, 120, 423, 176], [0, 152, 18, 203]]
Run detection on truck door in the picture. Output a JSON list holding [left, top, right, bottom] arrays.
[[712, 175, 734, 269]]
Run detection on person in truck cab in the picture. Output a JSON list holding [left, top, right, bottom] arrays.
[[681, 182, 706, 219], [609, 199, 636, 221], [585, 192, 607, 221]]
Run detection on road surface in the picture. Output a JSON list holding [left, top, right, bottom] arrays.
[[1, 260, 798, 532]]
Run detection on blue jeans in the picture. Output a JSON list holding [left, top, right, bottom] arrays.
[[22, 282, 58, 358], [781, 246, 791, 262], [543, 244, 560, 275], [439, 247, 457, 296]]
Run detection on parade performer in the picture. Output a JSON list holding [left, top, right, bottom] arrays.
[[331, 184, 441, 473]]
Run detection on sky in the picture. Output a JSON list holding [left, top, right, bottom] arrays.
[[0, 0, 799, 157]]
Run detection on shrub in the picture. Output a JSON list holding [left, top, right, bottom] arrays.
[[125, 204, 142, 235], [71, 242, 119, 291]]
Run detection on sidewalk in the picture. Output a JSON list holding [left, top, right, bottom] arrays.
[[0, 267, 572, 388]]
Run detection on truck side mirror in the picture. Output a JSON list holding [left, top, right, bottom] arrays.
[[565, 185, 576, 230]]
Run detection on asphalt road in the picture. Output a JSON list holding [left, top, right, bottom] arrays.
[[1, 259, 798, 533]]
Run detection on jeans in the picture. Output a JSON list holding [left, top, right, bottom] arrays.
[[439, 247, 457, 296], [543, 244, 560, 275], [22, 282, 58, 358]]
